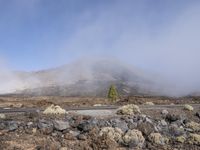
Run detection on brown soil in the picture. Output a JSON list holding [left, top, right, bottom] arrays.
[[0, 95, 199, 108]]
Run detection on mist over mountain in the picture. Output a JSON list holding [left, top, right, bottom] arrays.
[[0, 58, 199, 97], [2, 59, 159, 97]]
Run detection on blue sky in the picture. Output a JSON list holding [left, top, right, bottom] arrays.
[[0, 0, 199, 72]]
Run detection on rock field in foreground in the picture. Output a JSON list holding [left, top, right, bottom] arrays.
[[0, 107, 200, 150]]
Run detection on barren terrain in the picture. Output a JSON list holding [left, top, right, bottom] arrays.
[[0, 96, 200, 150]]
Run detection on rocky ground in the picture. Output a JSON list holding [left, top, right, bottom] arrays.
[[0, 102, 200, 150], [0, 95, 200, 108]]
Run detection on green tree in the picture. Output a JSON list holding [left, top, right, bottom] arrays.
[[107, 85, 119, 102]]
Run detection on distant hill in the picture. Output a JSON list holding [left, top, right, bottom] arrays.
[[8, 59, 160, 97]]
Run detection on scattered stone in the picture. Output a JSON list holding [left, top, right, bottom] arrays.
[[32, 128, 37, 134], [166, 114, 180, 123], [110, 118, 128, 132], [186, 121, 200, 132], [99, 127, 123, 142], [14, 103, 23, 108], [176, 136, 186, 143], [64, 132, 76, 140], [169, 124, 185, 136], [77, 119, 97, 132], [144, 102, 154, 105], [27, 122, 33, 126], [161, 110, 169, 116], [38, 120, 53, 134], [7, 121, 18, 131], [77, 134, 87, 140], [59, 147, 68, 150], [137, 122, 154, 136], [160, 120, 168, 126], [69, 130, 80, 137], [127, 122, 137, 130], [148, 133, 166, 145], [53, 120, 70, 131], [195, 112, 200, 119], [116, 104, 141, 115], [93, 104, 102, 106], [184, 104, 194, 111], [0, 114, 6, 119], [188, 133, 200, 145], [123, 129, 145, 148], [0, 122, 6, 130], [43, 104, 67, 115]]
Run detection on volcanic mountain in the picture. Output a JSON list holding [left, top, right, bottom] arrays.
[[2, 59, 160, 96]]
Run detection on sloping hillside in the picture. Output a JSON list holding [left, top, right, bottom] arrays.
[[11, 59, 157, 96]]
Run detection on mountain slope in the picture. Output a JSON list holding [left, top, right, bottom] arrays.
[[9, 59, 158, 96]]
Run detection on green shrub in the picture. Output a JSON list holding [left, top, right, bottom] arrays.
[[107, 85, 119, 102]]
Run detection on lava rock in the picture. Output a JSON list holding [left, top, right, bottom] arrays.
[[53, 120, 70, 131], [169, 124, 185, 136], [195, 112, 200, 119], [160, 120, 168, 126], [137, 122, 154, 136], [161, 110, 169, 116], [166, 114, 180, 123], [110, 118, 128, 132], [38, 119, 53, 134], [7, 121, 18, 131], [97, 119, 110, 128], [69, 130, 80, 137], [0, 122, 6, 130], [64, 133, 76, 140], [77, 118, 97, 132], [77, 134, 87, 140], [128, 122, 137, 130]]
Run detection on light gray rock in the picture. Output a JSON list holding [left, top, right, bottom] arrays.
[[169, 124, 185, 136], [53, 120, 70, 131], [110, 119, 128, 132], [0, 114, 6, 119], [161, 120, 168, 126], [69, 130, 80, 137], [161, 110, 169, 116], [7, 121, 18, 131]]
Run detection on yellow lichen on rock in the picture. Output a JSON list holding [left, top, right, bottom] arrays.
[[116, 104, 141, 115], [188, 133, 200, 145], [148, 133, 166, 145], [184, 104, 194, 111], [186, 121, 200, 132], [123, 129, 145, 148], [0, 113, 6, 119], [176, 136, 186, 143], [43, 104, 67, 115], [99, 127, 123, 142]]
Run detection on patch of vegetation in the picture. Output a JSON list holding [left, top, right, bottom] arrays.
[[184, 104, 194, 111], [107, 85, 119, 102], [116, 104, 141, 115], [43, 104, 67, 115]]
